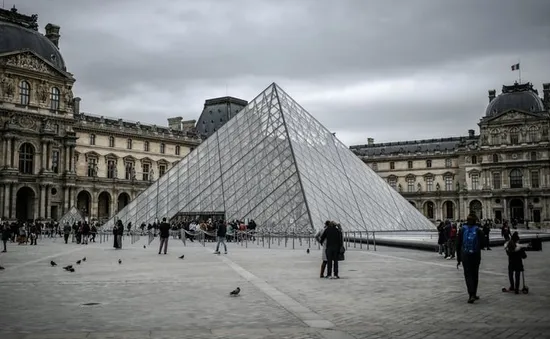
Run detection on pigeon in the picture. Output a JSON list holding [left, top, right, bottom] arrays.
[[178, 255, 185, 259], [76, 260, 82, 265], [143, 245, 146, 249], [82, 257, 86, 262], [229, 287, 241, 296], [68, 268, 75, 273], [0, 266, 4, 270], [118, 259, 122, 264], [50, 261, 57, 267], [63, 265, 73, 271], [306, 249, 310, 254]]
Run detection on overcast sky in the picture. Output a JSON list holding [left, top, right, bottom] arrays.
[[12, 0, 550, 145]]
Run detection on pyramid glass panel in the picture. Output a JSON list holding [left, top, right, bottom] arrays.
[[58, 206, 86, 226], [104, 83, 435, 233]]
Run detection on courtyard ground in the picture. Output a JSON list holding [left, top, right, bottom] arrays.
[[0, 234, 549, 339]]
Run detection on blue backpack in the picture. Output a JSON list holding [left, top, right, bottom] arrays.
[[462, 225, 479, 254]]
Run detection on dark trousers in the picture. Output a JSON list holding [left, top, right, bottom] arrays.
[[462, 255, 480, 297], [325, 247, 339, 277], [2, 239, 6, 251], [64, 234, 69, 244], [508, 268, 521, 290], [320, 260, 327, 277], [484, 234, 490, 249]]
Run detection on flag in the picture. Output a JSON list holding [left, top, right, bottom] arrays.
[[511, 63, 520, 71]]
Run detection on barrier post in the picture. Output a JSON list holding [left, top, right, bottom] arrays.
[[373, 231, 377, 251], [353, 231, 357, 248], [359, 231, 362, 249], [292, 233, 295, 250], [366, 231, 370, 250]]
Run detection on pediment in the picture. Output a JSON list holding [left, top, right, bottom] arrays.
[[85, 151, 100, 159], [0, 50, 74, 80], [485, 109, 542, 124]]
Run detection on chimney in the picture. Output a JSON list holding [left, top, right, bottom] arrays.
[[167, 117, 183, 131], [488, 89, 496, 103], [73, 97, 81, 115], [367, 138, 374, 145], [543, 83, 550, 110], [468, 129, 475, 138], [45, 23, 60, 48]]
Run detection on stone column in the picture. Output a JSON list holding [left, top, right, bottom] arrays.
[[63, 186, 69, 213], [111, 191, 118, 215], [64, 146, 69, 173], [503, 197, 508, 221], [46, 142, 52, 171], [45, 185, 50, 219], [3, 184, 10, 218], [39, 185, 46, 219], [0, 184, 4, 219], [6, 138, 12, 168], [10, 184, 16, 219], [69, 147, 75, 172], [1, 138, 6, 168]]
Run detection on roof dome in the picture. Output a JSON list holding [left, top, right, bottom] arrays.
[[485, 82, 544, 117], [0, 8, 66, 71]]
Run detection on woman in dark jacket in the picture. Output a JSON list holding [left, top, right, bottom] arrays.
[[113, 221, 120, 249], [437, 222, 445, 255], [504, 231, 526, 294]]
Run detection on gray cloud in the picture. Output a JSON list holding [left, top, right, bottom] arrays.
[[12, 0, 550, 145]]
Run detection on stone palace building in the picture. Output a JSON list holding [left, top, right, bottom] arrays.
[[351, 81, 550, 227], [0, 7, 205, 223]]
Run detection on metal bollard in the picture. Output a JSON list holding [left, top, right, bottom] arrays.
[[373, 231, 377, 251], [359, 231, 362, 249], [268, 234, 271, 249], [354, 231, 357, 248], [366, 231, 370, 250], [292, 235, 295, 250]]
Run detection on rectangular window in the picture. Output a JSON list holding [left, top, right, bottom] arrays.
[[388, 177, 397, 189], [426, 160, 432, 168], [127, 139, 132, 150], [510, 130, 519, 144], [144, 141, 149, 152], [493, 172, 501, 189], [371, 163, 378, 171], [125, 162, 134, 180], [107, 160, 116, 179], [109, 137, 115, 147], [142, 163, 150, 181], [390, 162, 395, 170], [531, 171, 539, 188], [90, 134, 96, 145], [87, 158, 97, 177], [445, 176, 453, 191], [159, 165, 166, 177], [445, 158, 452, 168], [407, 178, 415, 192], [471, 173, 479, 190], [52, 150, 59, 173], [175, 145, 180, 156], [407, 161, 413, 169], [426, 177, 433, 192], [160, 143, 165, 154]]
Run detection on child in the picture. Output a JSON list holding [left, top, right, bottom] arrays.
[[504, 231, 527, 294]]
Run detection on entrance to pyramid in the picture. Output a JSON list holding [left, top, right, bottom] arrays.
[[170, 211, 226, 223]]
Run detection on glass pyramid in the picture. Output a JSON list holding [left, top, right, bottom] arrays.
[[58, 206, 86, 226], [103, 83, 435, 233]]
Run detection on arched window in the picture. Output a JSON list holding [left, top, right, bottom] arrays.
[[109, 136, 115, 147], [89, 134, 96, 145], [160, 143, 165, 154], [492, 154, 499, 163], [18, 143, 34, 174], [509, 169, 523, 188], [510, 128, 519, 144], [175, 145, 180, 156], [50, 87, 60, 110], [529, 126, 538, 142], [19, 81, 31, 105], [144, 141, 149, 152]]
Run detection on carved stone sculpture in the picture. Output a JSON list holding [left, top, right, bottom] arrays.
[[63, 86, 73, 108], [6, 53, 53, 75], [1, 74, 15, 96], [37, 81, 48, 102]]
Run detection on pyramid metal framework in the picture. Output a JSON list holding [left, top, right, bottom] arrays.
[[103, 84, 435, 233], [58, 206, 86, 226]]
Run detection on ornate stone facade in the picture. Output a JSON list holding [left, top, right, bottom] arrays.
[[351, 82, 550, 227], [0, 9, 202, 223]]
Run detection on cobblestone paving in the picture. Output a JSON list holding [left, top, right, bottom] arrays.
[[0, 235, 548, 339]]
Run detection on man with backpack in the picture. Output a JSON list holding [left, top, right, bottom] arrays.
[[456, 214, 485, 304]]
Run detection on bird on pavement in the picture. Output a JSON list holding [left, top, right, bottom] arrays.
[[0, 266, 5, 270], [63, 265, 73, 271], [76, 260, 82, 265], [50, 261, 57, 267], [229, 287, 241, 296], [82, 257, 86, 262], [306, 249, 310, 254], [68, 268, 75, 272], [178, 255, 184, 259], [118, 259, 122, 264], [143, 245, 146, 249]]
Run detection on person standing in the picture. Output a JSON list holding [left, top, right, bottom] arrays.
[[504, 231, 527, 294], [82, 222, 90, 245], [482, 221, 491, 250], [456, 214, 485, 304], [158, 217, 171, 255], [315, 223, 329, 278], [1, 223, 10, 252], [214, 220, 228, 254], [63, 222, 71, 244], [320, 220, 343, 279]]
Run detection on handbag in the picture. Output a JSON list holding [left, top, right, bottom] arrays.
[[338, 245, 346, 261]]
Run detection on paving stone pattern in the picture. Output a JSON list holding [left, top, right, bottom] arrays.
[[0, 235, 549, 339]]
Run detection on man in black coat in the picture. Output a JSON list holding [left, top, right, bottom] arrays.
[[214, 220, 228, 254], [456, 214, 485, 304], [319, 221, 343, 279], [158, 217, 171, 255]]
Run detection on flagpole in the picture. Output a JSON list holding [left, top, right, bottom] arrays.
[[518, 58, 521, 84]]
